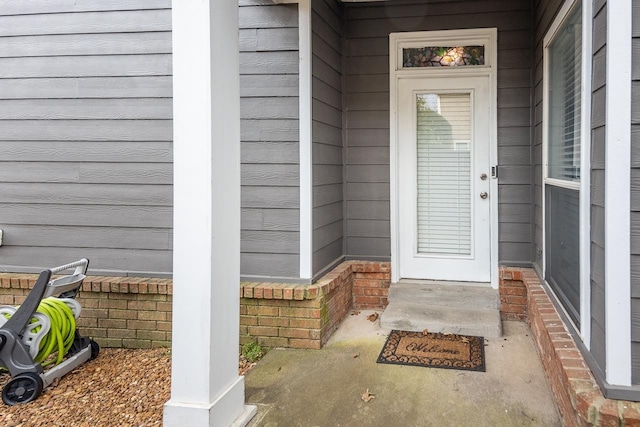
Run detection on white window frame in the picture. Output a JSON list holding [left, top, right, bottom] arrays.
[[389, 28, 498, 288], [541, 0, 592, 347]]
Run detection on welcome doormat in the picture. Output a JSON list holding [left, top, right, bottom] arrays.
[[377, 330, 485, 372]]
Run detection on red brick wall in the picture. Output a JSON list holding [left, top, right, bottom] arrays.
[[498, 269, 527, 320], [240, 261, 390, 349], [0, 274, 173, 349], [501, 267, 640, 427], [352, 262, 390, 309], [9, 265, 640, 424], [1, 262, 389, 352]]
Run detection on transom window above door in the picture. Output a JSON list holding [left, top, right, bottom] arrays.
[[402, 46, 485, 68], [393, 29, 495, 72]]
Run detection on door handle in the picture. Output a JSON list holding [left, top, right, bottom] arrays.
[[480, 192, 488, 199]]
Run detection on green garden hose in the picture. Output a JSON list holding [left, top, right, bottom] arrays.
[[0, 298, 77, 368], [33, 298, 77, 366]]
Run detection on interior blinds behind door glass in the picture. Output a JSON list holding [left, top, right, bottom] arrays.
[[416, 93, 471, 255], [547, 2, 582, 181]]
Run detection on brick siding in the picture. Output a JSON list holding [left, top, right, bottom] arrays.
[[240, 261, 390, 349], [0, 261, 390, 351], [10, 264, 638, 425], [501, 267, 640, 426], [0, 274, 172, 349], [498, 269, 528, 320]]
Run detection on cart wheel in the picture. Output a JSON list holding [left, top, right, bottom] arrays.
[[2, 372, 43, 406], [89, 339, 100, 360]]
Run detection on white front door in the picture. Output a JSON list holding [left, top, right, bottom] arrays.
[[397, 75, 491, 282]]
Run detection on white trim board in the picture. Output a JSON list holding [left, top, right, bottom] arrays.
[[255, 0, 313, 280], [389, 28, 499, 288], [579, 0, 592, 351], [604, 0, 632, 387], [297, 0, 313, 280]]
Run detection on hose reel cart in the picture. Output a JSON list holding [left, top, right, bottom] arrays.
[[0, 259, 99, 405]]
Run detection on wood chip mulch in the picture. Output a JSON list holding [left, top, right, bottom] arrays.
[[0, 348, 257, 427]]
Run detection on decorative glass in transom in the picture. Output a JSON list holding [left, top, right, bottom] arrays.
[[402, 46, 485, 68]]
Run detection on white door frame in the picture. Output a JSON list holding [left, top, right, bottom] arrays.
[[389, 28, 499, 288]]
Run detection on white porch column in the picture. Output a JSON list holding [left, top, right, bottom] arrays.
[[164, 1, 256, 426]]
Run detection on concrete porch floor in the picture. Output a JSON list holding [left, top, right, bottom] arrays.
[[245, 310, 561, 427]]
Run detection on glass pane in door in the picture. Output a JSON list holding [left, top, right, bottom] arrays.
[[416, 93, 471, 255]]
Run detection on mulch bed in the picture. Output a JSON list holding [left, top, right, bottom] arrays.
[[0, 348, 257, 427]]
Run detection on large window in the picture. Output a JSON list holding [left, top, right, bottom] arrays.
[[547, 3, 582, 182], [544, 0, 583, 326]]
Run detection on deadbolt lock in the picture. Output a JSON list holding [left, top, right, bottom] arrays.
[[480, 173, 487, 180], [480, 192, 488, 199]]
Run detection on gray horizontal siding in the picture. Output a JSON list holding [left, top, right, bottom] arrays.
[[312, 0, 345, 276], [344, 0, 533, 262], [3, 225, 171, 251], [240, 2, 300, 280], [0, 55, 172, 78], [0, 10, 171, 36], [591, 0, 608, 382], [0, 5, 172, 276], [0, 99, 172, 120], [0, 77, 173, 100], [0, 204, 172, 228], [0, 1, 171, 16], [1, 247, 172, 277], [1, 141, 171, 163], [0, 162, 171, 184], [631, 0, 640, 384], [533, 0, 562, 269], [0, 32, 171, 57]]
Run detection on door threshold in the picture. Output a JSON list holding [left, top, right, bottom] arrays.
[[397, 279, 492, 288]]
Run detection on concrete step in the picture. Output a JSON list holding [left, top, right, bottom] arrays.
[[388, 281, 500, 310], [381, 282, 502, 337]]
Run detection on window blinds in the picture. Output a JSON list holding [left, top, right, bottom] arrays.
[[547, 3, 582, 182], [416, 93, 472, 256]]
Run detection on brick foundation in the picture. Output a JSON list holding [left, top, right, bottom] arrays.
[[498, 269, 527, 321], [500, 267, 640, 426], [0, 274, 173, 349], [240, 261, 390, 349], [10, 264, 639, 425], [0, 261, 390, 351]]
